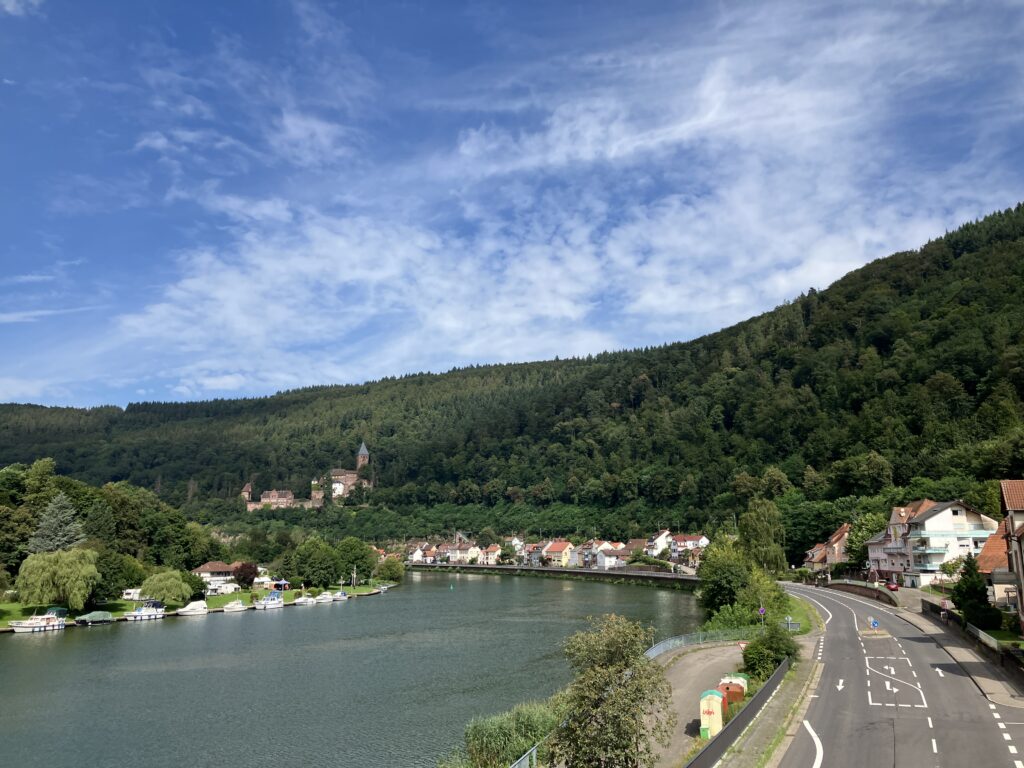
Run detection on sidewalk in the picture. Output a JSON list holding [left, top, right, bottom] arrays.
[[898, 608, 1024, 709]]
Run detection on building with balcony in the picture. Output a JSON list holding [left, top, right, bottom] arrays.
[[902, 500, 997, 587], [1002, 480, 1024, 632]]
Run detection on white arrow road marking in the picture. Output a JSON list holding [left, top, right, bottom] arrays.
[[885, 680, 891, 691], [935, 668, 945, 678], [885, 665, 896, 675], [836, 679, 844, 691], [803, 720, 824, 768]]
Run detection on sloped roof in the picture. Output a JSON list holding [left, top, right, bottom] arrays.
[[1002, 480, 1024, 512], [358, 441, 369, 456], [977, 518, 1009, 574], [192, 561, 234, 574], [865, 530, 888, 544], [911, 500, 978, 525], [828, 523, 851, 545], [889, 498, 937, 525], [546, 540, 572, 553]]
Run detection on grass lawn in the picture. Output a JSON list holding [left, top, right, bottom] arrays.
[[987, 628, 1023, 647], [0, 598, 136, 627], [785, 595, 815, 635]]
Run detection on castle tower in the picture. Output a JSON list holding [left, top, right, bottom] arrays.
[[357, 441, 369, 470], [240, 482, 252, 503]]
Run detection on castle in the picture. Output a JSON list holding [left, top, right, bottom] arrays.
[[240, 442, 372, 512]]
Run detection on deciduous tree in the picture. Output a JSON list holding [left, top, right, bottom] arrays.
[[140, 571, 193, 605], [550, 615, 675, 768], [16, 549, 100, 610]]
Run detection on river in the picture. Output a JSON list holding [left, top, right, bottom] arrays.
[[1, 571, 702, 767]]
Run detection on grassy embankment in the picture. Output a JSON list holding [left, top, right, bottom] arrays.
[[1, 582, 392, 626]]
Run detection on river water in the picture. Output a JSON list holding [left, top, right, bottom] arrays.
[[1, 572, 702, 767]]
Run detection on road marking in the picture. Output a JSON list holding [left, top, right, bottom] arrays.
[[1013, 760, 1022, 768], [991, 704, 998, 709], [1011, 745, 1019, 755], [836, 679, 844, 691], [1000, 723, 1007, 729], [994, 713, 1002, 719], [803, 720, 824, 768], [1004, 733, 1013, 741], [935, 668, 945, 677], [927, 717, 933, 728], [931, 738, 937, 754]]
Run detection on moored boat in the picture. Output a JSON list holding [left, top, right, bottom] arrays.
[[222, 599, 248, 613], [177, 600, 208, 616], [293, 594, 316, 606], [253, 590, 284, 610], [332, 590, 349, 601], [75, 610, 114, 626], [124, 600, 166, 622], [314, 592, 334, 604], [10, 607, 68, 633]]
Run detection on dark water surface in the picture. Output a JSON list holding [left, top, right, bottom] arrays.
[[1, 572, 701, 767]]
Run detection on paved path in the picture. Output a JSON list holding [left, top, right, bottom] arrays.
[[653, 643, 743, 768], [781, 584, 1020, 768]]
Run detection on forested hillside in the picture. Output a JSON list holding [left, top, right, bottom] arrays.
[[3, 204, 1024, 559]]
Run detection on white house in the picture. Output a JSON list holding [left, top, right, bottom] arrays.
[[191, 561, 239, 593], [903, 501, 997, 587], [597, 548, 626, 570], [450, 543, 481, 564], [646, 530, 672, 557], [670, 534, 709, 560], [480, 544, 502, 565]]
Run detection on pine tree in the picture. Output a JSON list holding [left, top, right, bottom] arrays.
[[26, 492, 85, 553]]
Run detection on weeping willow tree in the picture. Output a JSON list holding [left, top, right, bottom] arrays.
[[16, 548, 99, 610]]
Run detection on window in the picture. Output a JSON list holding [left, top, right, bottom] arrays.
[[952, 509, 960, 516]]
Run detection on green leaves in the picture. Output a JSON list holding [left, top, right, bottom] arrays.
[[16, 549, 100, 611]]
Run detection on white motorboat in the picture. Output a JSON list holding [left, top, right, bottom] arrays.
[[332, 590, 349, 601], [379, 585, 389, 592], [293, 594, 316, 606], [253, 590, 284, 610], [177, 600, 208, 616], [10, 607, 67, 633], [125, 600, 166, 622], [314, 592, 334, 604], [222, 599, 248, 613]]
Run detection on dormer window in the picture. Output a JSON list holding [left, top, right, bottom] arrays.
[[952, 509, 960, 516]]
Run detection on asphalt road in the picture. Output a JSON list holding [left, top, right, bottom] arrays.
[[782, 584, 1022, 768]]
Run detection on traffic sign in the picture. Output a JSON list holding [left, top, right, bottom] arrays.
[[738, 641, 749, 651], [758, 607, 766, 615], [870, 618, 879, 629]]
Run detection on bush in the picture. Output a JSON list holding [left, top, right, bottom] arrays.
[[742, 623, 799, 680], [965, 602, 1003, 631], [309, 587, 321, 597]]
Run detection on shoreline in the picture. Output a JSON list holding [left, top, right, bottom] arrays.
[[0, 585, 389, 634], [410, 562, 699, 590]]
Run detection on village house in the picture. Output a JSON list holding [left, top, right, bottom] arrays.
[[869, 499, 997, 587], [597, 544, 627, 570], [191, 561, 241, 594], [645, 530, 672, 557], [450, 542, 481, 564], [802, 523, 851, 573], [480, 544, 502, 565], [543, 540, 574, 567], [525, 542, 546, 566]]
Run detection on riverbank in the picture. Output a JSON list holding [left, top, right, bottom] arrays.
[[0, 583, 391, 632], [410, 563, 698, 590]]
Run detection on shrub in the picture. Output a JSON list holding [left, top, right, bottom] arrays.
[[742, 623, 799, 680]]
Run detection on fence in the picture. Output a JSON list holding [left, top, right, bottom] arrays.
[[508, 744, 538, 768], [644, 627, 762, 659], [683, 657, 791, 768]]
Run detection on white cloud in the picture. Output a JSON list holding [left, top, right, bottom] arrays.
[[0, 0, 43, 17]]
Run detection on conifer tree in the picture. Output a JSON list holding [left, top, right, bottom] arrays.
[[26, 492, 85, 553]]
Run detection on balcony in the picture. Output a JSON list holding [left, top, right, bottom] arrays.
[[912, 546, 948, 554], [882, 544, 907, 554]]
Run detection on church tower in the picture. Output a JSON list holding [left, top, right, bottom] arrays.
[[356, 441, 370, 470]]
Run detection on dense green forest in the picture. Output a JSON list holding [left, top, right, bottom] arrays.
[[3, 204, 1024, 562]]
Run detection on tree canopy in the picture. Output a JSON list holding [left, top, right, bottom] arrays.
[[16, 549, 100, 611]]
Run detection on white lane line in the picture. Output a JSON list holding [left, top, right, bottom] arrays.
[[927, 717, 933, 728], [1000, 723, 1007, 730], [1012, 745, 1019, 755], [803, 720, 824, 768], [1004, 733, 1013, 741], [994, 713, 1002, 719], [931, 738, 937, 754], [992, 704, 998, 709], [793, 591, 834, 626], [1013, 759, 1022, 767]]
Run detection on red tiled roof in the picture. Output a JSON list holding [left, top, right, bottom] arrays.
[[977, 518, 1009, 574], [1002, 481, 1024, 512], [485, 544, 500, 553], [828, 523, 851, 545], [546, 540, 572, 553]]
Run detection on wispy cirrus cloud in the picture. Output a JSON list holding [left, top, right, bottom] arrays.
[[3, 0, 1024, 405]]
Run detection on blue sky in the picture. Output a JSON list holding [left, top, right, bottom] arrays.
[[2, 0, 1023, 407]]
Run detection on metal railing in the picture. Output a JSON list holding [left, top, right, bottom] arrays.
[[644, 627, 762, 659]]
